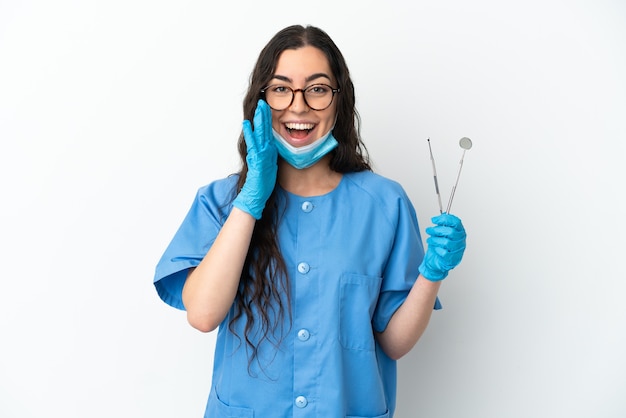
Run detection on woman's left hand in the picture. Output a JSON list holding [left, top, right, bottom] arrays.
[[418, 213, 467, 281]]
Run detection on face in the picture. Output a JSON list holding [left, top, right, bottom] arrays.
[[269, 46, 338, 148]]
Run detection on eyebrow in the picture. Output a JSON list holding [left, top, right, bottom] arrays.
[[272, 73, 332, 84]]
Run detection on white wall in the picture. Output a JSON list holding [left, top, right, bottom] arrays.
[[1, 1, 624, 417]]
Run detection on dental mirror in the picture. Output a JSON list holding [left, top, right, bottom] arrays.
[[459, 137, 473, 151], [446, 137, 472, 213]]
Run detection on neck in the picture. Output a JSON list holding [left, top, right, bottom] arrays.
[[278, 155, 342, 197]]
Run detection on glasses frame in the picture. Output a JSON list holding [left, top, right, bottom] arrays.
[[260, 83, 341, 111]]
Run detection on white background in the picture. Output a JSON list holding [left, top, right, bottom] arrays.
[[1, 1, 625, 417]]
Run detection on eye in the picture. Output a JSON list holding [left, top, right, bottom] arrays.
[[271, 85, 291, 95], [306, 84, 331, 96]]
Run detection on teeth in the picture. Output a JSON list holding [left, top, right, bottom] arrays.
[[285, 122, 314, 130]]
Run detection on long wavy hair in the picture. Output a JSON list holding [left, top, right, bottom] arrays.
[[230, 25, 371, 366]]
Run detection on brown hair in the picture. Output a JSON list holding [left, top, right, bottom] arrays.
[[231, 25, 371, 368]]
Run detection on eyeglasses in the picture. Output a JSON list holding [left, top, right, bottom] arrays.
[[261, 83, 340, 111]]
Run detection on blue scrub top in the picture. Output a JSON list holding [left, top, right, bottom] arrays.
[[154, 171, 440, 418]]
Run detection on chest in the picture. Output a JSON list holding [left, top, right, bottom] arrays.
[[277, 192, 395, 278]]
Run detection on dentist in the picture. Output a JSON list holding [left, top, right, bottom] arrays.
[[154, 24, 467, 418]]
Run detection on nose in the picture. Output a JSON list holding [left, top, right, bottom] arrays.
[[289, 89, 310, 113]]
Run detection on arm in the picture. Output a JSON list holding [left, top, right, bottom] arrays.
[[182, 207, 256, 332], [376, 213, 466, 360], [376, 276, 441, 360], [183, 100, 277, 332]]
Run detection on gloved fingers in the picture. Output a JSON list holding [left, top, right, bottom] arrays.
[[431, 212, 461, 225], [242, 119, 256, 153], [431, 213, 465, 231], [242, 100, 270, 150], [426, 235, 466, 252], [252, 99, 272, 150], [425, 225, 466, 242], [431, 244, 465, 259]]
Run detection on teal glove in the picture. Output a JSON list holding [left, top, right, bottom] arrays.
[[418, 213, 467, 281], [232, 100, 278, 220]]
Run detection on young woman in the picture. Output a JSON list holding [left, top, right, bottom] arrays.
[[154, 24, 466, 418]]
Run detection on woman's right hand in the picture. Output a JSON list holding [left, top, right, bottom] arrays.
[[232, 100, 278, 220]]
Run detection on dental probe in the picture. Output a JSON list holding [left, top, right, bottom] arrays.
[[427, 138, 444, 214]]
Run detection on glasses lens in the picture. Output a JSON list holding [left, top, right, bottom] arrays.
[[305, 84, 334, 110], [264, 85, 292, 110]]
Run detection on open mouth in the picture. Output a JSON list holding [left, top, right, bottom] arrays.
[[285, 122, 314, 139]]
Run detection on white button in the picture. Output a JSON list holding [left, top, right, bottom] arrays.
[[301, 201, 313, 212], [295, 396, 308, 408], [297, 262, 310, 274], [297, 329, 310, 341]]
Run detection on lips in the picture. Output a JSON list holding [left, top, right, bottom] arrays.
[[284, 122, 315, 140]]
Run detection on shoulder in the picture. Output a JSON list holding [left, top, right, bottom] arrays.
[[195, 175, 239, 203], [183, 175, 239, 224], [341, 171, 416, 227], [343, 170, 408, 200]]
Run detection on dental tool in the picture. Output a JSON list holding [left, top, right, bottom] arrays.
[[427, 138, 444, 214], [446, 137, 473, 213], [426, 137, 473, 214]]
